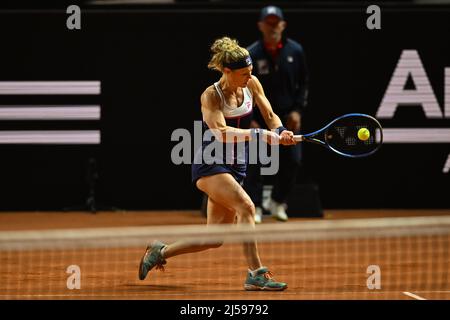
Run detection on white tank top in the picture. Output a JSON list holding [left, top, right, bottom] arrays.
[[213, 82, 253, 119]]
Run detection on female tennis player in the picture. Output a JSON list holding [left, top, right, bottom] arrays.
[[139, 36, 295, 291]]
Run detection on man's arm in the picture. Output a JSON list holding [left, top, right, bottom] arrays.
[[286, 43, 308, 132], [295, 43, 309, 112]]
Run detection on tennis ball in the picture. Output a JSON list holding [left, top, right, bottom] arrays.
[[358, 128, 370, 141]]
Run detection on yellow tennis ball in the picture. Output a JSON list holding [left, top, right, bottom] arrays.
[[358, 128, 370, 141]]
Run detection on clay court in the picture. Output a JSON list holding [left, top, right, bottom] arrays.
[[1, 210, 449, 300]]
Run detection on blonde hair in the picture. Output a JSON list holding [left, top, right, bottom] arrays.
[[208, 37, 250, 72]]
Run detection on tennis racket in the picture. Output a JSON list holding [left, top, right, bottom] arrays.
[[293, 113, 383, 158]]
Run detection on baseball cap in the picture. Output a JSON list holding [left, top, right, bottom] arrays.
[[260, 5, 284, 21]]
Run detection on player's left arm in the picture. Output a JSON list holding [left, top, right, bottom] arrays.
[[248, 75, 296, 145]]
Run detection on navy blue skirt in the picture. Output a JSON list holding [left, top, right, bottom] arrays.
[[192, 163, 246, 185]]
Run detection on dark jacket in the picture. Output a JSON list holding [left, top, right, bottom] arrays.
[[247, 37, 308, 125]]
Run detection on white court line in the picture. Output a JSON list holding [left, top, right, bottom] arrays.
[[403, 292, 427, 300], [0, 291, 397, 298], [413, 290, 450, 293]]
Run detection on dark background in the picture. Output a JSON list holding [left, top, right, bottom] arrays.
[[0, 2, 448, 211]]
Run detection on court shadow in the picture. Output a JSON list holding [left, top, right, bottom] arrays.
[[123, 283, 187, 292]]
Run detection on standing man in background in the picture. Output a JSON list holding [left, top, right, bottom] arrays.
[[245, 5, 309, 223]]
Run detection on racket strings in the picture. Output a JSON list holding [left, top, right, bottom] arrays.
[[325, 117, 382, 156]]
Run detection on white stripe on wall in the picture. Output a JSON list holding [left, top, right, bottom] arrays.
[[377, 128, 450, 143], [0, 81, 101, 95], [443, 154, 450, 174], [0, 131, 100, 144], [0, 106, 100, 120]]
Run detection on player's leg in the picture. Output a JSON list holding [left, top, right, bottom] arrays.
[[199, 173, 287, 290], [161, 196, 236, 258], [139, 172, 252, 280], [140, 172, 286, 289], [243, 163, 264, 223], [196, 173, 262, 270], [138, 182, 237, 280]]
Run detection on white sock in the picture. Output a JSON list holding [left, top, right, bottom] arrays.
[[160, 245, 167, 258], [249, 266, 266, 277]]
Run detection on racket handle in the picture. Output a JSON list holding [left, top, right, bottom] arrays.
[[293, 135, 304, 142]]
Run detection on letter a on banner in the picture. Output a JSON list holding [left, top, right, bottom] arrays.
[[377, 50, 443, 119]]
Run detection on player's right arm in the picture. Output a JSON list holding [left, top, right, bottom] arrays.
[[200, 86, 279, 144]]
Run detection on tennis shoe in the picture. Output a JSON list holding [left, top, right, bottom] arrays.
[[262, 196, 270, 212], [244, 267, 287, 291], [270, 200, 288, 222], [138, 240, 167, 280], [254, 207, 263, 224]]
